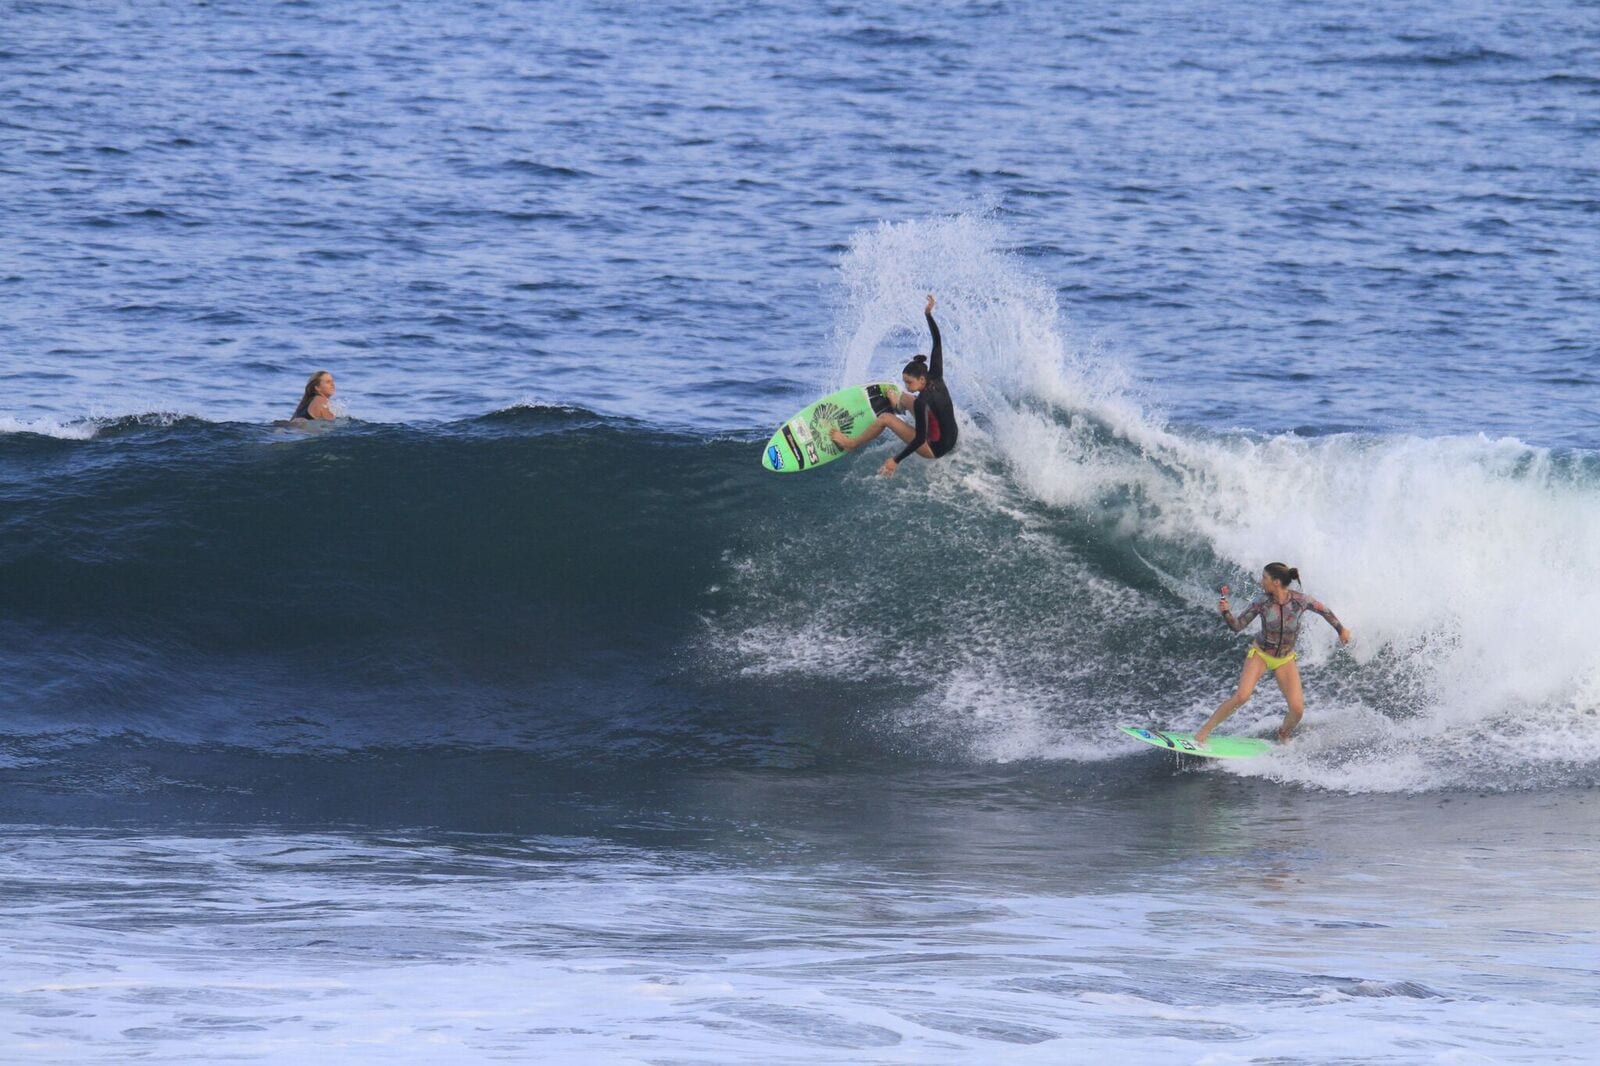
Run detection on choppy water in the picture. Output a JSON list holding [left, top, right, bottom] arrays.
[[3, 0, 1598, 1062], [5, 0, 1598, 440], [5, 787, 1598, 1064]]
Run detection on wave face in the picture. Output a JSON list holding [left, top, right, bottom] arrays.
[[0, 408, 759, 766], [5, 220, 1600, 796]]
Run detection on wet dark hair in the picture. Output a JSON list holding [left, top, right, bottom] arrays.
[[1263, 562, 1300, 587], [292, 370, 331, 421], [902, 354, 929, 379]]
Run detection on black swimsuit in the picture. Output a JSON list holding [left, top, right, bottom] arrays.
[[894, 310, 958, 463]]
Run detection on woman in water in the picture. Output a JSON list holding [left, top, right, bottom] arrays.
[[830, 294, 957, 477], [290, 370, 337, 422], [1195, 562, 1351, 745]]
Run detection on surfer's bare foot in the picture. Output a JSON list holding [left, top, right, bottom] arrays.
[[1277, 724, 1295, 743], [1194, 729, 1211, 746], [829, 428, 854, 451]]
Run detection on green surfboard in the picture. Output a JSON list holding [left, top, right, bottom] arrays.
[[1119, 726, 1272, 759], [761, 382, 901, 473]]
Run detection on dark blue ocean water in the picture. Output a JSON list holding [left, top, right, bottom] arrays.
[[5, 0, 1597, 440], [2, 2, 1598, 1062]]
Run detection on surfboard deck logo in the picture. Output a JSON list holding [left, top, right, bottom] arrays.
[[811, 401, 852, 442]]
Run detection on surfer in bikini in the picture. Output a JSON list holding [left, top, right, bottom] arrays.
[[830, 294, 957, 477], [290, 370, 338, 422], [1195, 562, 1351, 745]]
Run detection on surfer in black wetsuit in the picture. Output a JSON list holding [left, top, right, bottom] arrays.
[[830, 294, 958, 477]]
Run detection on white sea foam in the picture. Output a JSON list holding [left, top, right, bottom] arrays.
[[736, 214, 1600, 791], [0, 410, 205, 439], [2, 831, 1593, 1063], [0, 416, 101, 440]]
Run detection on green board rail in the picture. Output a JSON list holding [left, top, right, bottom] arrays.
[[1119, 726, 1273, 759]]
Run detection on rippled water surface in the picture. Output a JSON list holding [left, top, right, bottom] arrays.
[[4, 0, 1596, 439]]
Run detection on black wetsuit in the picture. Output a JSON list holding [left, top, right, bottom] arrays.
[[895, 310, 958, 463]]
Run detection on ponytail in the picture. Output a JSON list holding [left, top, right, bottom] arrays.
[[902, 354, 929, 379]]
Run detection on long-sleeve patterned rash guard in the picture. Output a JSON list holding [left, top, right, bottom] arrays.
[[1223, 590, 1343, 656]]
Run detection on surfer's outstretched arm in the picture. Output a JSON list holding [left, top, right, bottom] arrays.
[[1221, 595, 1265, 633], [1308, 598, 1352, 643], [924, 294, 942, 379]]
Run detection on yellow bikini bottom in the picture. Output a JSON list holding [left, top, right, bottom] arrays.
[[1248, 646, 1298, 671]]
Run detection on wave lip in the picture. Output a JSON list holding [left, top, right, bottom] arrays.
[[0, 411, 212, 441], [0, 415, 101, 440]]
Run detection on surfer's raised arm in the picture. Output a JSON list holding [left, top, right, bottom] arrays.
[[924, 293, 942, 380], [1220, 594, 1264, 632]]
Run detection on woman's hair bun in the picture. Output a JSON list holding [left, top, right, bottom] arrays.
[[1263, 561, 1301, 586]]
